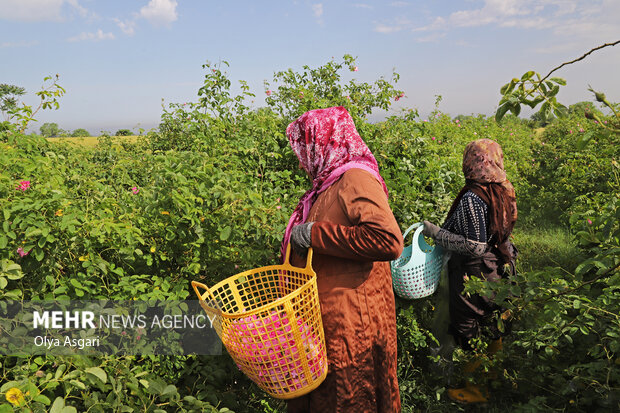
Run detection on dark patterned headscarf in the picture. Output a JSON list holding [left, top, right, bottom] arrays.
[[447, 139, 517, 261]]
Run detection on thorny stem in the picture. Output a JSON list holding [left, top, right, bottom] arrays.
[[540, 40, 620, 84], [591, 112, 620, 132]]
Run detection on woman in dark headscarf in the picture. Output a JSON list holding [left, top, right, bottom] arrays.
[[282, 106, 403, 412], [423, 138, 518, 403]]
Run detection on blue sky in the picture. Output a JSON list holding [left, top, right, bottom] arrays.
[[1, 0, 619, 135]]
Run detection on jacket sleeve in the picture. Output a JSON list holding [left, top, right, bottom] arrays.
[[310, 169, 404, 261]]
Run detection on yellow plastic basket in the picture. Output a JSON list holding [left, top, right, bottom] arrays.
[[191, 245, 328, 399]]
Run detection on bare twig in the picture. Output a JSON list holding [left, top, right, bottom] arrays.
[[540, 40, 620, 84]]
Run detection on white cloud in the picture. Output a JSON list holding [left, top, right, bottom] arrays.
[[406, 0, 620, 43], [111, 0, 179, 37], [0, 0, 90, 22], [499, 16, 554, 29], [139, 0, 178, 27], [549, 0, 578, 16], [312, 3, 323, 18], [448, 0, 533, 28], [412, 16, 447, 32], [67, 29, 115, 42], [374, 16, 413, 34], [354, 3, 373, 10], [391, 1, 409, 7], [0, 40, 38, 48], [374, 23, 402, 34], [311, 3, 324, 25], [66, 0, 87, 18], [114, 18, 137, 36]]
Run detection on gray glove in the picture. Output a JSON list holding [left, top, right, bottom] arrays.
[[290, 222, 314, 256], [422, 220, 440, 238]]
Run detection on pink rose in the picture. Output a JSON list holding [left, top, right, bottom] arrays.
[[17, 180, 30, 191]]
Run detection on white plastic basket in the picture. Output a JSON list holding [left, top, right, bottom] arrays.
[[391, 222, 444, 299]]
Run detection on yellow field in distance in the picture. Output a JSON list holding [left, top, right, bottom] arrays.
[[46, 135, 142, 147]]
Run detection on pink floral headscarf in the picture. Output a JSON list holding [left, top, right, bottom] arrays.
[[280, 106, 388, 258]]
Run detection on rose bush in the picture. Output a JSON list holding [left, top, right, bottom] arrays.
[[1, 55, 617, 411]]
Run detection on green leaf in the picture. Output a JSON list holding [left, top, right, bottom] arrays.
[[500, 80, 516, 95], [25, 228, 42, 238], [161, 384, 177, 396], [549, 77, 566, 85], [520, 71, 535, 81], [573, 299, 581, 309], [55, 364, 66, 379], [146, 378, 165, 394], [539, 82, 548, 94], [219, 226, 232, 241], [495, 104, 510, 122], [1, 260, 23, 279], [0, 381, 20, 393], [50, 397, 65, 413], [69, 379, 86, 390], [0, 405, 13, 413], [576, 131, 594, 150], [547, 85, 560, 97], [33, 394, 51, 405], [0, 277, 7, 289], [85, 367, 107, 384]]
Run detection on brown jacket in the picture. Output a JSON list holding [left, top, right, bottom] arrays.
[[288, 168, 403, 413]]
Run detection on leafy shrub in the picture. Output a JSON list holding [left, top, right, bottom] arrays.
[[114, 129, 132, 136]]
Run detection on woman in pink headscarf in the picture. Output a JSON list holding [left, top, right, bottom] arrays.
[[282, 107, 403, 412]]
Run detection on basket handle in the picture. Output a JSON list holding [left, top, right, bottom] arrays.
[[283, 243, 314, 271], [191, 280, 217, 303], [402, 222, 423, 240], [402, 222, 431, 255]]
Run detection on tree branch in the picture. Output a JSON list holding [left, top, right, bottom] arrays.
[[540, 40, 620, 84]]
